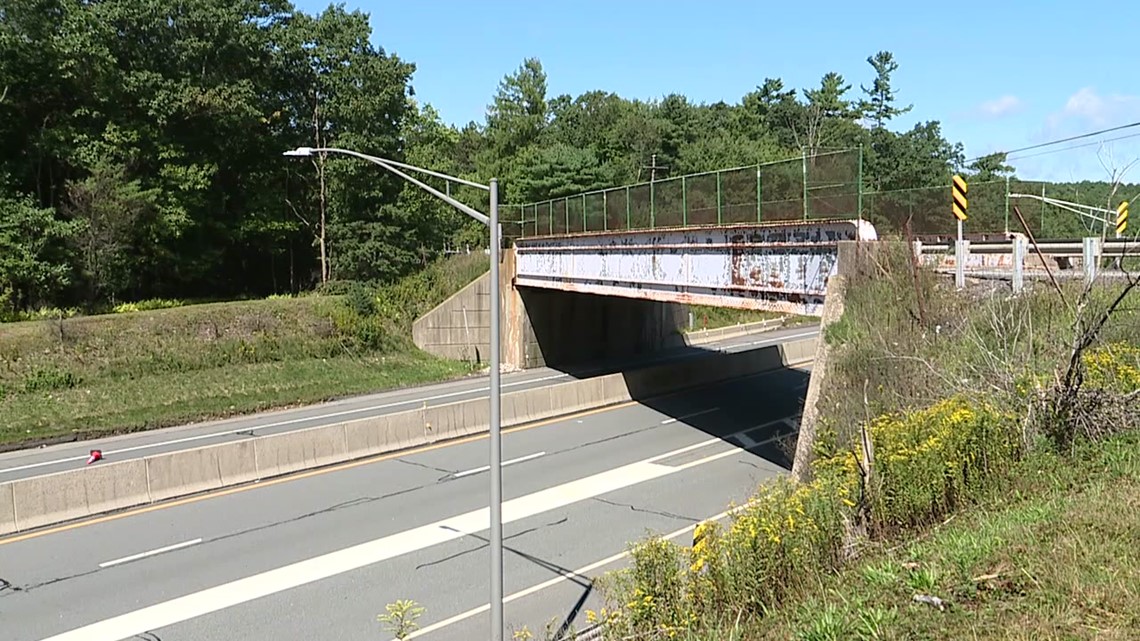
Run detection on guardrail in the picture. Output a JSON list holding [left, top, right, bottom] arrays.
[[0, 335, 817, 536], [915, 236, 1139, 290], [918, 238, 1140, 256]]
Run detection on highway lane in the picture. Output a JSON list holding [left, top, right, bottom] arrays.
[[0, 324, 816, 482], [0, 364, 810, 641]]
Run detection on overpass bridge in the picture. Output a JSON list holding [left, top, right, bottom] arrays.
[[415, 150, 883, 371], [415, 216, 873, 372], [512, 219, 876, 317]]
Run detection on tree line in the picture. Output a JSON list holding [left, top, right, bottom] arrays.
[[0, 0, 1094, 315]]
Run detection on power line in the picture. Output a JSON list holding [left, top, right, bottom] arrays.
[[968, 120, 1140, 163], [1006, 131, 1140, 162]]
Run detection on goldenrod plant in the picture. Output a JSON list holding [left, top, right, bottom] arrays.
[[377, 599, 425, 640]]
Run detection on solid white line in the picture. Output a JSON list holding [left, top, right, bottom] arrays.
[[735, 433, 759, 448], [400, 504, 743, 640], [452, 451, 547, 478], [36, 438, 748, 641], [98, 539, 203, 569], [0, 373, 569, 476], [660, 407, 720, 425]]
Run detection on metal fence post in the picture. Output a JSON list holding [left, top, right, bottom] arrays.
[[857, 145, 864, 224], [625, 185, 631, 229], [1004, 176, 1011, 234], [650, 179, 656, 228], [716, 171, 723, 224], [682, 176, 688, 226], [801, 149, 808, 220], [756, 165, 762, 222]]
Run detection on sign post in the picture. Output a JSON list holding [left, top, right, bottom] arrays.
[[952, 175, 969, 289]]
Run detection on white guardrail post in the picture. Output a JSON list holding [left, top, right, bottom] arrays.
[[1012, 235, 1026, 293]]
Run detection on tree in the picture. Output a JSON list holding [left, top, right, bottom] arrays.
[[802, 72, 860, 156], [63, 161, 160, 304], [860, 51, 913, 129], [485, 57, 550, 162], [0, 188, 76, 311], [968, 152, 1016, 181]]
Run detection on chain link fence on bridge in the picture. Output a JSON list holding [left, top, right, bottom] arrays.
[[508, 149, 863, 238], [504, 148, 1135, 242], [863, 180, 1131, 239]]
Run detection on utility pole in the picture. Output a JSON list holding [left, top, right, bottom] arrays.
[[641, 153, 668, 182]]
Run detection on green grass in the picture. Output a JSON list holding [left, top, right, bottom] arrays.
[[704, 432, 1140, 641], [684, 305, 813, 332], [0, 254, 489, 447], [0, 352, 472, 445]]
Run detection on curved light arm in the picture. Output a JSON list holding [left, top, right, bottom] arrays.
[[284, 146, 490, 226]]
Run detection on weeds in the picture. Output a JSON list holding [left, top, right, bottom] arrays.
[[377, 599, 425, 639], [595, 236, 1140, 640]]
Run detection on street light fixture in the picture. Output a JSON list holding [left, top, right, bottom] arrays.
[[283, 146, 505, 641]]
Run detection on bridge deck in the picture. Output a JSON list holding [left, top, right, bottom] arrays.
[[513, 219, 876, 316]]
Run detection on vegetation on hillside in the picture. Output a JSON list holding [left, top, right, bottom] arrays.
[[0, 253, 487, 446], [582, 247, 1140, 640], [4, 0, 1132, 319]]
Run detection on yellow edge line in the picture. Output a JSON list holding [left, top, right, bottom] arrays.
[[0, 401, 635, 546]]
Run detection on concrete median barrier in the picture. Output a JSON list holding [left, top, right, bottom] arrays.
[[11, 459, 151, 531], [0, 482, 15, 536], [147, 440, 258, 503], [254, 424, 350, 478], [345, 415, 404, 457], [1, 333, 817, 536]]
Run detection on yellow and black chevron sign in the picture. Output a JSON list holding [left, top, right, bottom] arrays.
[[1117, 200, 1129, 235], [952, 175, 968, 221]]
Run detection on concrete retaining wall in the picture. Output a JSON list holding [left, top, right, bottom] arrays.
[[0, 336, 816, 536], [411, 270, 496, 363]]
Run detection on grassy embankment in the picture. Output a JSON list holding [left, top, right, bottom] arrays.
[[684, 306, 814, 332], [586, 244, 1140, 641], [0, 253, 489, 447]]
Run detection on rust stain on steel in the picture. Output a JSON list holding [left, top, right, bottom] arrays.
[[729, 233, 746, 286]]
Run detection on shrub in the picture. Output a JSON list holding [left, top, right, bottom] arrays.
[[815, 396, 1020, 536], [111, 298, 185, 313], [1082, 341, 1140, 394], [599, 397, 1019, 640]]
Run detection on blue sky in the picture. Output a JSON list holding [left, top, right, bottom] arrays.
[[297, 0, 1140, 183]]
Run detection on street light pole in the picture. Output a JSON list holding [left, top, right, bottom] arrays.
[[283, 146, 505, 641], [488, 177, 503, 641]]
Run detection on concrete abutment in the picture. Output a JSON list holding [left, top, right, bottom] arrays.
[[412, 248, 688, 371]]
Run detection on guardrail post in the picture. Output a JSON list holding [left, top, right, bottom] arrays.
[[1083, 236, 1100, 283], [955, 238, 969, 289], [1012, 236, 1026, 294]]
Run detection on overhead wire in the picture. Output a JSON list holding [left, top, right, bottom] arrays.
[[967, 120, 1140, 163]]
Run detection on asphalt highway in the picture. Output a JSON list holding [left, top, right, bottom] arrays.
[[0, 363, 811, 641], [0, 325, 817, 482]]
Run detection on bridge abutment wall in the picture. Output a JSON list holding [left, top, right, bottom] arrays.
[[412, 248, 689, 371]]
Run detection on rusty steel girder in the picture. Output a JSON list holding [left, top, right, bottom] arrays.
[[512, 219, 877, 317]]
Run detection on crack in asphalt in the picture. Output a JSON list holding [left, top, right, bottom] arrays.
[[397, 458, 455, 476], [1, 400, 767, 597], [591, 497, 697, 523], [0, 577, 24, 598], [415, 516, 570, 571], [133, 633, 162, 641]]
